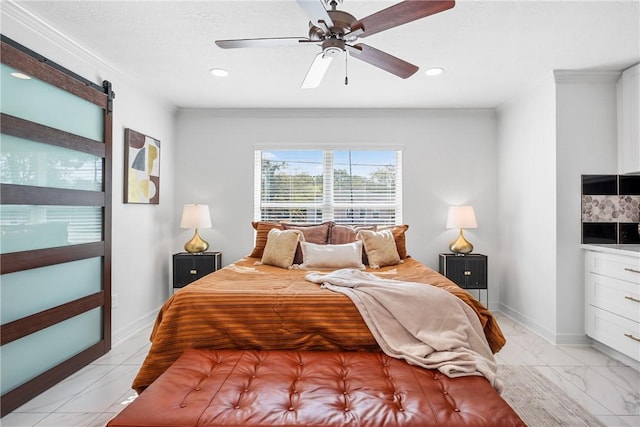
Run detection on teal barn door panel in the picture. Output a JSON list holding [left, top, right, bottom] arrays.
[[0, 36, 113, 416]]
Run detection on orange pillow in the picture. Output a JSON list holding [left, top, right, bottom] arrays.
[[377, 224, 409, 259], [249, 221, 283, 258]]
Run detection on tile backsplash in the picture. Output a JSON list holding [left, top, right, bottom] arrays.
[[581, 175, 640, 244]]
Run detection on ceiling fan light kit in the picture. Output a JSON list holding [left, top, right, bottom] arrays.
[[215, 0, 455, 88]]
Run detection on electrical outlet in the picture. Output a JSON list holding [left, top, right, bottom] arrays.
[[112, 293, 118, 309]]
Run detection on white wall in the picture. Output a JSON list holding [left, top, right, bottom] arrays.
[[497, 71, 619, 343], [554, 71, 619, 342], [174, 108, 501, 306], [2, 3, 177, 343], [497, 74, 558, 340]]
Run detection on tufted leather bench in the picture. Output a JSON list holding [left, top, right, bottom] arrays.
[[109, 349, 525, 426]]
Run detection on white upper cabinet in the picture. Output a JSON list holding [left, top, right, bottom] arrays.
[[618, 63, 640, 174]]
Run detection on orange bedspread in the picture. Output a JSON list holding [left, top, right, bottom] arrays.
[[132, 257, 505, 393]]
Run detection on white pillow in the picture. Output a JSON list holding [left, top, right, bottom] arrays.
[[300, 241, 365, 269], [259, 229, 304, 269], [356, 229, 401, 269]]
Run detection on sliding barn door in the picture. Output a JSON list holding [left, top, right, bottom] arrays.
[[0, 36, 113, 416]]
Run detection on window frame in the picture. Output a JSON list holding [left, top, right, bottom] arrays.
[[254, 147, 402, 225]]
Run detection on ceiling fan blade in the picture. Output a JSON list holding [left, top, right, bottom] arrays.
[[351, 0, 455, 38], [301, 53, 334, 89], [346, 44, 418, 79], [297, 0, 334, 29], [215, 37, 312, 49]]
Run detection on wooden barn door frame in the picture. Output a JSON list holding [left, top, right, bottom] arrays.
[[0, 35, 113, 416]]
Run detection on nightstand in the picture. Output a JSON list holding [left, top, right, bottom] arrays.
[[439, 253, 488, 305], [173, 252, 222, 290]]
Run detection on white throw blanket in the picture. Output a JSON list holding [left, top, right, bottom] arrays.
[[305, 268, 503, 392]]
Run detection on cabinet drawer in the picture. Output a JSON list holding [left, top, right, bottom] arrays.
[[587, 273, 640, 323], [586, 305, 640, 362], [586, 251, 640, 284]]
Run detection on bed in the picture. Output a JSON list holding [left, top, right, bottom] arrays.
[[125, 223, 519, 425], [132, 236, 505, 393]]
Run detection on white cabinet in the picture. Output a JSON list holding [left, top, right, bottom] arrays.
[[584, 248, 640, 362], [618, 63, 640, 174]]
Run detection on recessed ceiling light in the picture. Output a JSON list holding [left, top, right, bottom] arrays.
[[10, 72, 31, 80], [209, 68, 229, 77], [425, 67, 444, 76]]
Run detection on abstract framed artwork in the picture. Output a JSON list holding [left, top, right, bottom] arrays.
[[124, 128, 160, 204]]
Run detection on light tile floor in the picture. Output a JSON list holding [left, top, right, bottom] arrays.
[[2, 312, 639, 426]]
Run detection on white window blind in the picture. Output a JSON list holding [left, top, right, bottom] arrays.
[[255, 149, 402, 225]]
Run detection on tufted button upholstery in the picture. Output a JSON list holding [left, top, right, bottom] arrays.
[[109, 349, 525, 426]]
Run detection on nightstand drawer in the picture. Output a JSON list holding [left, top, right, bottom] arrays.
[[439, 253, 487, 290], [173, 252, 222, 288]]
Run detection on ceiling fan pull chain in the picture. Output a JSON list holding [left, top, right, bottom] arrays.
[[345, 52, 349, 85]]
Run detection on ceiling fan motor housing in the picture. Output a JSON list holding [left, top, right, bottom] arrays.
[[308, 10, 358, 41], [322, 38, 345, 56]]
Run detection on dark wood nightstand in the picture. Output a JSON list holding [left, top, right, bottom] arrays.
[[439, 253, 488, 305], [173, 252, 222, 290]]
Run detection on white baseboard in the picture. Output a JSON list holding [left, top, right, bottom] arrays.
[[498, 303, 556, 343], [112, 308, 159, 348]]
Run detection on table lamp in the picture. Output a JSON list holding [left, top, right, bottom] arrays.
[[446, 205, 477, 255], [180, 204, 212, 253]]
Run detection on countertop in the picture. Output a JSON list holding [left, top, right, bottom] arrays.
[[581, 244, 640, 257]]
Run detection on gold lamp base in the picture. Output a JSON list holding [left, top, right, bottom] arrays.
[[449, 229, 473, 254], [184, 228, 209, 253]]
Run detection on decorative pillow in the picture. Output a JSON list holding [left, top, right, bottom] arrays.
[[329, 224, 376, 244], [249, 221, 283, 258], [377, 224, 409, 259], [282, 221, 333, 264], [356, 229, 401, 269], [329, 224, 376, 265], [260, 229, 304, 269], [300, 241, 365, 269]]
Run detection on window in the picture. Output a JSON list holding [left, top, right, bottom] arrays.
[[255, 149, 402, 225]]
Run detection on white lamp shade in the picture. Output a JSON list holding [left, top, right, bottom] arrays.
[[180, 204, 212, 229], [446, 206, 477, 229]]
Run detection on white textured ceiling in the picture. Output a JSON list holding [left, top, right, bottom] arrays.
[[8, 0, 640, 109]]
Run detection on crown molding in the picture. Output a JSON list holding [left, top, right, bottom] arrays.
[[1, 1, 130, 81], [554, 70, 621, 84], [2, 1, 176, 110]]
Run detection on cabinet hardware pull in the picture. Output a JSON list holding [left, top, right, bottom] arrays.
[[625, 296, 640, 303], [463, 271, 472, 276], [190, 269, 198, 275], [624, 333, 640, 343], [624, 267, 640, 274]]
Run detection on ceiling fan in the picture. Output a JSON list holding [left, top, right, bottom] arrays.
[[215, 0, 455, 88]]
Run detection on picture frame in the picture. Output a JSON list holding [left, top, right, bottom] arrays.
[[124, 128, 160, 204]]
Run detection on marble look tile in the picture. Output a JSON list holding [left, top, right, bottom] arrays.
[[550, 365, 639, 416], [0, 412, 48, 427], [597, 415, 640, 427], [34, 412, 102, 426], [525, 342, 585, 366], [535, 366, 613, 416], [55, 365, 140, 413], [591, 366, 640, 395], [558, 344, 629, 367], [93, 330, 151, 365], [494, 340, 545, 366], [103, 389, 138, 413], [88, 412, 119, 427], [14, 364, 117, 413], [121, 345, 150, 366]]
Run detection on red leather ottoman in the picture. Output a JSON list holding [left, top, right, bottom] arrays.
[[108, 349, 525, 426]]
